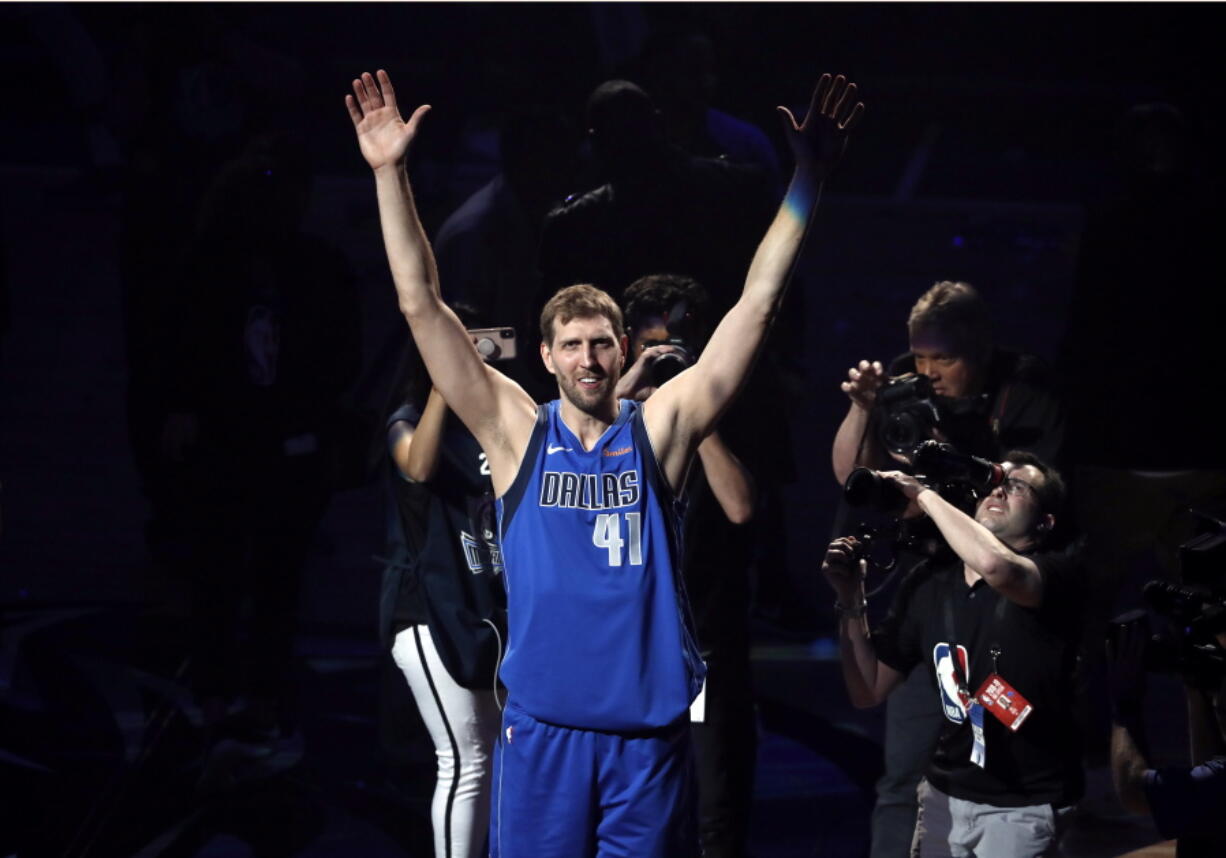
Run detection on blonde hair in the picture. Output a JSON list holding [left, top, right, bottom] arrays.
[[907, 280, 992, 358]]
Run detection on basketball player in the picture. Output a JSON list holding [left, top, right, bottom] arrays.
[[346, 68, 863, 858]]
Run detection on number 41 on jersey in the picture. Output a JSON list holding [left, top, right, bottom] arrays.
[[592, 512, 643, 566]]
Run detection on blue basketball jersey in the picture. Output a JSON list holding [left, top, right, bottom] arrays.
[[496, 399, 706, 731]]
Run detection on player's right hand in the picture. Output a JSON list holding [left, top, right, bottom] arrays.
[[345, 70, 431, 171], [840, 359, 885, 409]]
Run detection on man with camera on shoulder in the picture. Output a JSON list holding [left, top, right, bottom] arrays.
[[823, 452, 1084, 857], [1108, 601, 1226, 856], [832, 280, 1063, 484]]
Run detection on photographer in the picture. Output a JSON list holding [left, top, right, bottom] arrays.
[[823, 452, 1084, 857], [832, 281, 1064, 484], [1108, 617, 1226, 855], [831, 280, 1065, 858], [616, 273, 758, 858]]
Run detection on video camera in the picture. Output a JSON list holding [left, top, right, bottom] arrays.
[[843, 440, 1005, 516], [840, 440, 1006, 583], [874, 373, 994, 457], [638, 338, 694, 386], [1110, 516, 1226, 688]]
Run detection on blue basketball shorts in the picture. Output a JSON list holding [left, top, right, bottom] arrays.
[[490, 700, 699, 858]]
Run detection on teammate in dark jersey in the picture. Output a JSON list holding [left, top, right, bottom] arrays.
[[381, 323, 506, 858], [347, 67, 864, 858]]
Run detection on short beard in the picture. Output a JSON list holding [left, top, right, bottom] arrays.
[[557, 374, 612, 418]]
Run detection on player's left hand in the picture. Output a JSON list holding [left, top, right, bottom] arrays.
[[778, 73, 865, 176]]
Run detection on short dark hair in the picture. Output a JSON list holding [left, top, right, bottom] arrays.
[[1003, 450, 1065, 517], [540, 284, 625, 345], [622, 273, 710, 342]]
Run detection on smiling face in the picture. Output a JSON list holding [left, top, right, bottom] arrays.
[[541, 314, 627, 417], [975, 463, 1052, 552], [909, 326, 984, 399]]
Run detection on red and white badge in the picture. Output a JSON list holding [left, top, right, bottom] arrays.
[[974, 674, 1033, 732]]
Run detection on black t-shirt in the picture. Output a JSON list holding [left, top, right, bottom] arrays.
[[886, 348, 1065, 468], [873, 551, 1086, 806]]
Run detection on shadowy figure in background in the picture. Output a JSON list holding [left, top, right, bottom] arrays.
[[538, 79, 800, 639], [1108, 615, 1226, 858], [1064, 102, 1226, 474], [538, 79, 775, 315], [119, 7, 310, 579], [164, 133, 363, 768], [637, 29, 781, 193], [0, 232, 7, 376], [616, 274, 759, 858], [1060, 101, 1226, 786], [435, 107, 581, 402]]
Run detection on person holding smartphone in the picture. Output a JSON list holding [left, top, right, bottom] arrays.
[[379, 315, 514, 858]]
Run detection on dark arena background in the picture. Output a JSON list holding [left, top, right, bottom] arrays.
[[1, 3, 1223, 857]]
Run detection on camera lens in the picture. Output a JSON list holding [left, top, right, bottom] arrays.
[[844, 467, 909, 514], [475, 337, 500, 359], [882, 413, 922, 455], [651, 352, 689, 386]]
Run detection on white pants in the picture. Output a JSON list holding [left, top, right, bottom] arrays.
[[392, 625, 500, 858]]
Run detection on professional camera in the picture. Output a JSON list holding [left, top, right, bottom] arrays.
[[874, 373, 994, 456], [843, 440, 1005, 516], [639, 337, 694, 386], [1110, 517, 1226, 687], [847, 519, 947, 574], [639, 296, 700, 386]]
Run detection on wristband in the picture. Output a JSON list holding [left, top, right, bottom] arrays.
[[834, 597, 867, 619]]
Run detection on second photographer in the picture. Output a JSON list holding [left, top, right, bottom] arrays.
[[823, 453, 1085, 857]]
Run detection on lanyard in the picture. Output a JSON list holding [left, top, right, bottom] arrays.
[[941, 578, 1007, 698]]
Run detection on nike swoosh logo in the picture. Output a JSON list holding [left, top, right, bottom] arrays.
[[547, 444, 571, 454]]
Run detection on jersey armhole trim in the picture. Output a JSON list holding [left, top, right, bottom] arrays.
[[631, 407, 676, 508], [498, 404, 549, 530]]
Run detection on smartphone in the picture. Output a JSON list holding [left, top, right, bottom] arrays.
[[468, 327, 518, 362]]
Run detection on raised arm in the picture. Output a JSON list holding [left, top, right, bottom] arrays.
[[389, 387, 448, 483], [696, 432, 756, 524], [346, 71, 535, 493], [821, 537, 904, 708], [883, 470, 1045, 607], [645, 74, 864, 488], [832, 359, 887, 484]]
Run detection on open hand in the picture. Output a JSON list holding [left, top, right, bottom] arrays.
[[345, 70, 431, 171], [841, 359, 886, 409], [778, 74, 865, 175]]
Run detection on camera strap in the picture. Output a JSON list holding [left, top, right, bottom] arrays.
[[990, 384, 1013, 438], [941, 591, 974, 700]]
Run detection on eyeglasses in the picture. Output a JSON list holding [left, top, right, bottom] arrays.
[[1002, 477, 1038, 499]]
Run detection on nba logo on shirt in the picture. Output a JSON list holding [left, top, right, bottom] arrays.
[[932, 643, 971, 723]]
